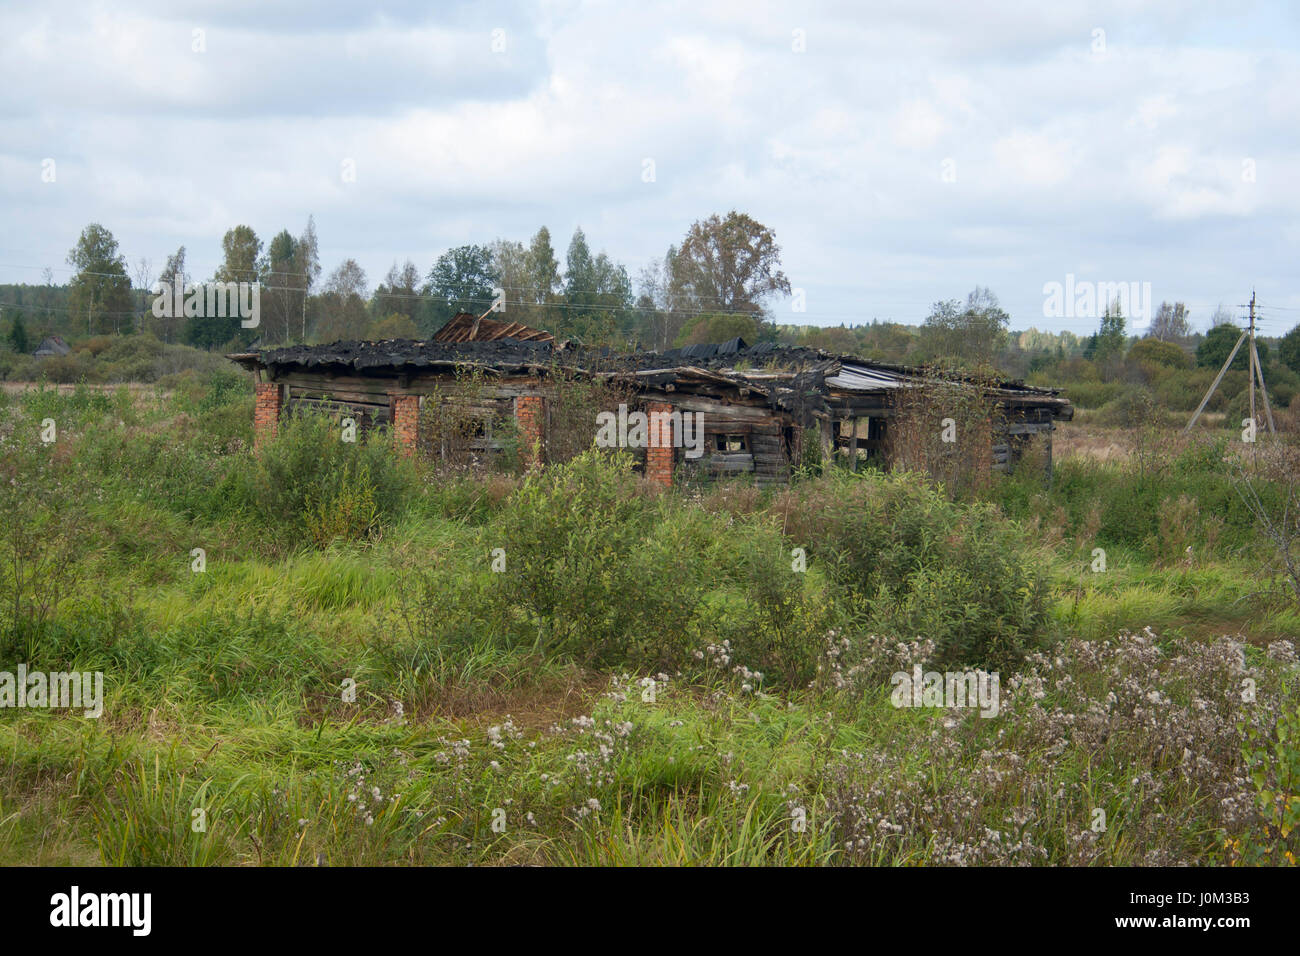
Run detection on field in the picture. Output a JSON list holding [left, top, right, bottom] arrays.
[[0, 377, 1297, 867]]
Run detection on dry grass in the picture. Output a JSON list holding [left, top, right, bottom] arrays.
[[1, 381, 170, 400], [1054, 415, 1235, 463]]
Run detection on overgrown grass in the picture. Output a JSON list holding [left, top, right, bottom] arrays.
[[0, 380, 1297, 865]]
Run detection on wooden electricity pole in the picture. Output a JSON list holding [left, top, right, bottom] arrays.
[[1248, 293, 1256, 428], [1185, 290, 1275, 435], [1249, 292, 1277, 434]]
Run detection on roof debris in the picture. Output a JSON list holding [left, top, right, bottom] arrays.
[[227, 335, 1072, 424]]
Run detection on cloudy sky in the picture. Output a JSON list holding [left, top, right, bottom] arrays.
[[3, 0, 1298, 337]]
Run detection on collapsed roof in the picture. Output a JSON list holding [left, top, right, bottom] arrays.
[[432, 311, 555, 344], [227, 335, 1073, 425]]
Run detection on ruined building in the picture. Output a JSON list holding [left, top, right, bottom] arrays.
[[229, 321, 1072, 487]]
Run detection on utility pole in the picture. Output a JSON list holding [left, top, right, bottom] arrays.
[[1250, 291, 1277, 434], [1248, 290, 1256, 430], [1185, 289, 1276, 435]]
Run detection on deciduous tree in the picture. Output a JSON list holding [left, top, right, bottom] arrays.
[[669, 211, 791, 316], [66, 223, 133, 336]]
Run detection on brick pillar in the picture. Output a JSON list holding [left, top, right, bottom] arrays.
[[390, 394, 420, 457], [645, 401, 675, 487], [253, 382, 282, 449], [514, 395, 545, 471]]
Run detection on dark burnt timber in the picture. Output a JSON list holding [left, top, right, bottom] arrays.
[[228, 336, 1073, 485]]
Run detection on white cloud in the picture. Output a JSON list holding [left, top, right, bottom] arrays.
[[0, 0, 1298, 332]]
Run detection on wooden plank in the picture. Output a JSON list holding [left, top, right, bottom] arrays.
[[849, 415, 859, 473], [289, 386, 391, 406]]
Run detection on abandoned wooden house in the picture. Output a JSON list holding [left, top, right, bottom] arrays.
[[228, 331, 1072, 487]]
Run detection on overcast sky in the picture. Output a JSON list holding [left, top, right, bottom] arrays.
[[2, 0, 1298, 337]]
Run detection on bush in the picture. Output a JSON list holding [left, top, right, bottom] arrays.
[[1128, 337, 1191, 370], [1094, 386, 1156, 427], [1059, 380, 1124, 409], [35, 352, 98, 384], [96, 333, 164, 382], [0, 351, 37, 381], [487, 450, 666, 661], [1154, 369, 1206, 411], [775, 470, 1049, 669], [432, 449, 831, 682], [304, 462, 381, 547], [1198, 324, 1262, 371], [221, 408, 417, 546]]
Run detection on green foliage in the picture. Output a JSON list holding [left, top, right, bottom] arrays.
[[1128, 336, 1191, 369], [1, 378, 1298, 869], [66, 223, 134, 336], [304, 463, 380, 548], [1198, 323, 1249, 370], [93, 760, 236, 866], [0, 421, 86, 658], [367, 313, 419, 340], [1086, 300, 1127, 362], [403, 450, 833, 682], [1094, 386, 1157, 427], [779, 470, 1048, 669], [422, 244, 497, 334], [994, 433, 1275, 561], [221, 409, 415, 546], [1228, 693, 1300, 866], [1280, 324, 1300, 376], [668, 211, 790, 314], [7, 313, 29, 354], [1059, 380, 1125, 409], [674, 312, 764, 348], [489, 450, 663, 660], [921, 287, 1010, 368]]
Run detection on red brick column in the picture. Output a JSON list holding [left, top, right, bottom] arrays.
[[253, 382, 282, 449], [645, 401, 675, 487], [514, 395, 545, 471], [390, 394, 420, 457]]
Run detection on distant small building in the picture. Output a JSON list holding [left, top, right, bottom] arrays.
[[33, 335, 71, 357]]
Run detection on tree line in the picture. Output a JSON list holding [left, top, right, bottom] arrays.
[[4, 211, 793, 353], [4, 215, 1300, 425]]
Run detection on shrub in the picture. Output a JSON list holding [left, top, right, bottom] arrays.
[[35, 352, 97, 384], [97, 334, 164, 382], [465, 449, 832, 681], [221, 408, 416, 546], [487, 450, 663, 661], [304, 462, 380, 548], [1094, 386, 1156, 427], [775, 470, 1048, 669], [1229, 687, 1300, 866], [1059, 380, 1124, 409], [1128, 337, 1191, 370]]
